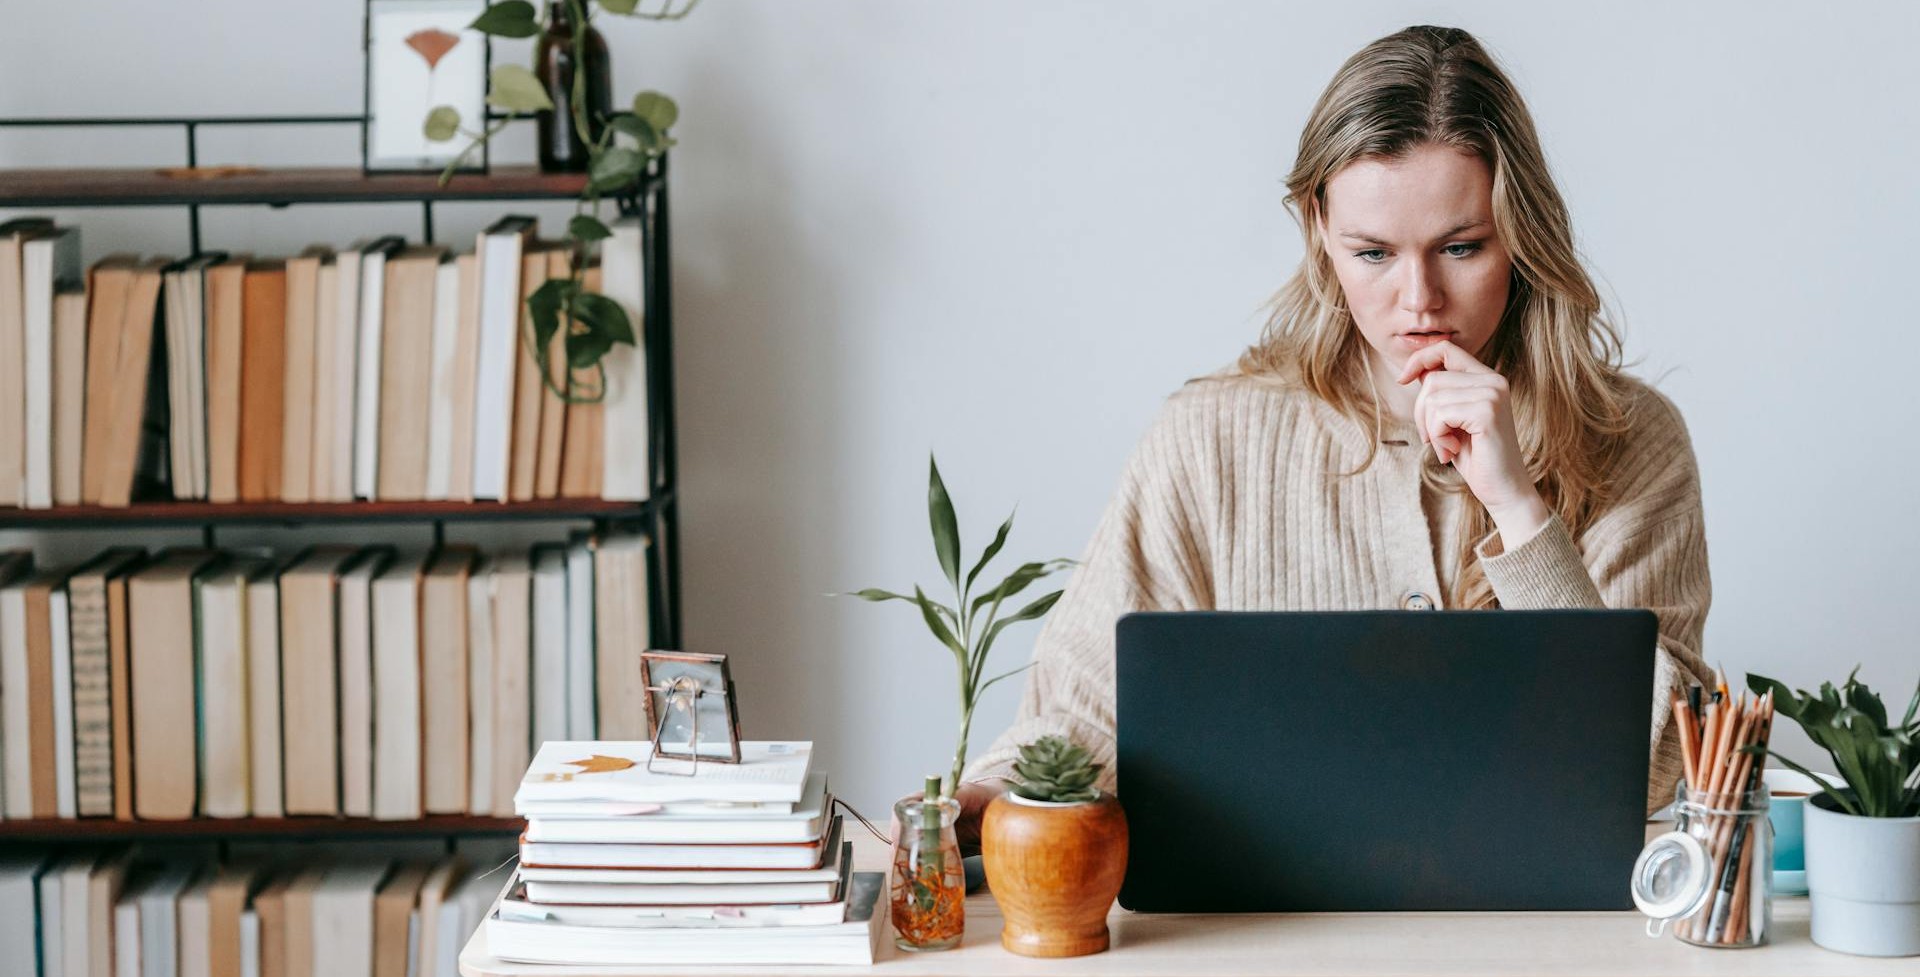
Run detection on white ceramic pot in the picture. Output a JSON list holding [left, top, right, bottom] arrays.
[[1804, 793, 1920, 956]]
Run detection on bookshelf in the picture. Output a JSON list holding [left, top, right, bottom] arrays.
[[0, 114, 683, 838]]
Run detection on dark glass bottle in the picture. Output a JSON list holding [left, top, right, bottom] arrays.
[[536, 0, 612, 172]]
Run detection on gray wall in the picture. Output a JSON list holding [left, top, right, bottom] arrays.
[[4, 1, 1914, 817]]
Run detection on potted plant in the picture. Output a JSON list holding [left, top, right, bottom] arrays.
[[839, 456, 1073, 950], [981, 735, 1127, 957], [1748, 669, 1920, 957]]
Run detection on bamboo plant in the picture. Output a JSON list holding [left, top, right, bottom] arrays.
[[840, 456, 1074, 797]]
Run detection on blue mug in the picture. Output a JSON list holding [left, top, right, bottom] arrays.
[[1764, 768, 1831, 895]]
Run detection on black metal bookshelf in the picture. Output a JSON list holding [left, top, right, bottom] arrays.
[[0, 115, 683, 838]]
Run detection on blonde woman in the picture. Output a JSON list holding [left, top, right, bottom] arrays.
[[956, 24, 1714, 847]]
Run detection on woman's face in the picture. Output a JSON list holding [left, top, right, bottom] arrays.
[[1317, 144, 1513, 370]]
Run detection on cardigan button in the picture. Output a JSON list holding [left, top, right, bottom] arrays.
[[1402, 591, 1435, 611]]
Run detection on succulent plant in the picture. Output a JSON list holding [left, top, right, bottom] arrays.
[[1010, 736, 1103, 803]]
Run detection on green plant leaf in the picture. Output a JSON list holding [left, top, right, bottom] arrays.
[[927, 456, 961, 593], [970, 559, 1071, 618], [599, 0, 640, 12], [568, 214, 612, 242], [978, 589, 1063, 658], [589, 146, 646, 191], [573, 291, 635, 345], [608, 115, 661, 152], [837, 588, 914, 603], [964, 509, 1014, 598], [975, 662, 1033, 698], [912, 585, 967, 666], [471, 0, 542, 37], [527, 277, 575, 351], [423, 105, 461, 142], [488, 64, 554, 113], [631, 91, 679, 131]]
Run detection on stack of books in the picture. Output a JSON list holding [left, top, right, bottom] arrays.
[[0, 214, 651, 509], [486, 740, 886, 966]]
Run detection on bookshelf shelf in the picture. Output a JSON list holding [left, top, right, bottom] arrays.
[[0, 815, 520, 841], [0, 165, 660, 209], [0, 496, 664, 529]]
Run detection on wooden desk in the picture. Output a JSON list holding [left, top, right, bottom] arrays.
[[462, 832, 1912, 977]]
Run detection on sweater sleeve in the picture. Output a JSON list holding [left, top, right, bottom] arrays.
[[961, 397, 1213, 791], [1473, 391, 1714, 814]]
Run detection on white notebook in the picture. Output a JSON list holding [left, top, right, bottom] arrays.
[[515, 742, 813, 809], [525, 774, 829, 844], [485, 872, 883, 967], [508, 850, 847, 917], [520, 817, 839, 871]]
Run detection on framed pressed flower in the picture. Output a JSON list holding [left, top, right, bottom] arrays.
[[363, 0, 490, 173]]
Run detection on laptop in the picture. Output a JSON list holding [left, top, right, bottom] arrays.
[[1115, 609, 1656, 912]]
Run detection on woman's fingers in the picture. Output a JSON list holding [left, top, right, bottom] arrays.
[[1421, 387, 1499, 464], [1396, 339, 1493, 385]]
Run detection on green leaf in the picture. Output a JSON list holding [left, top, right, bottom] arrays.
[[837, 588, 915, 603], [608, 115, 661, 152], [471, 0, 542, 37], [970, 559, 1071, 619], [631, 91, 679, 131], [979, 589, 1063, 654], [964, 509, 1014, 598], [975, 662, 1033, 699], [488, 64, 554, 113], [912, 585, 967, 666], [568, 215, 612, 242], [527, 277, 574, 351], [423, 105, 461, 142], [589, 147, 646, 191], [574, 291, 635, 344], [927, 456, 962, 593], [599, 0, 640, 12]]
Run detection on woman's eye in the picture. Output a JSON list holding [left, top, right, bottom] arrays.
[[1354, 249, 1388, 264], [1443, 242, 1482, 258]]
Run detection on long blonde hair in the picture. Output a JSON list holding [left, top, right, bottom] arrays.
[[1236, 25, 1632, 610]]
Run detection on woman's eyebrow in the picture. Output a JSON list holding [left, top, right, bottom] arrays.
[[1335, 218, 1490, 246]]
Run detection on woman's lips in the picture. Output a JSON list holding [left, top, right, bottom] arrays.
[[1397, 331, 1456, 348]]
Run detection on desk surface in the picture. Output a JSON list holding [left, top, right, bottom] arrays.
[[462, 830, 1913, 977]]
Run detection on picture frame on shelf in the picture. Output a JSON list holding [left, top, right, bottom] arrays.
[[362, 0, 490, 175], [640, 651, 742, 767]]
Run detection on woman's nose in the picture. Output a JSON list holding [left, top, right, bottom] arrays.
[[1398, 257, 1443, 313]]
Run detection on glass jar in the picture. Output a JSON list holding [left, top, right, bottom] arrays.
[[1632, 781, 1772, 948], [890, 793, 965, 952]]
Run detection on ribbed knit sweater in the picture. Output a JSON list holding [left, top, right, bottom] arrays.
[[962, 371, 1713, 815]]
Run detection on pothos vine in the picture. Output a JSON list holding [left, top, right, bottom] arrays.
[[425, 0, 698, 403]]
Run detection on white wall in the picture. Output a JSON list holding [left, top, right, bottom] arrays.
[[4, 1, 1915, 817]]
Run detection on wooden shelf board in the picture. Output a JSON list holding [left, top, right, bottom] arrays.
[[0, 497, 656, 528], [0, 165, 650, 207], [0, 815, 520, 841]]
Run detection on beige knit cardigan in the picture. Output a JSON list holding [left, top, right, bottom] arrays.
[[963, 372, 1713, 814]]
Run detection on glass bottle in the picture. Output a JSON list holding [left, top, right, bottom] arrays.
[[535, 0, 612, 172], [890, 777, 965, 951], [1632, 780, 1772, 948]]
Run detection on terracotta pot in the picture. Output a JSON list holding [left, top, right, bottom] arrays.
[[981, 791, 1128, 957]]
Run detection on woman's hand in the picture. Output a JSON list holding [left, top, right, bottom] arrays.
[[1396, 340, 1552, 547]]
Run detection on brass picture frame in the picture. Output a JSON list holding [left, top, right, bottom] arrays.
[[640, 651, 742, 771]]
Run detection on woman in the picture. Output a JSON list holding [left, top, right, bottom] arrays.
[[954, 24, 1713, 847]]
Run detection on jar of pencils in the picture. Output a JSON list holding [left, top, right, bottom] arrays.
[[1633, 781, 1773, 948]]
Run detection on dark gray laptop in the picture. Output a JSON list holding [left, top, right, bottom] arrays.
[[1115, 610, 1656, 912]]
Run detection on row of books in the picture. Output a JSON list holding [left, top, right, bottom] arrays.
[[0, 536, 654, 822], [486, 741, 884, 967], [0, 213, 651, 509], [0, 848, 505, 977]]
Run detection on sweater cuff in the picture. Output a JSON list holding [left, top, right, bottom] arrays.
[[1475, 512, 1605, 610]]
